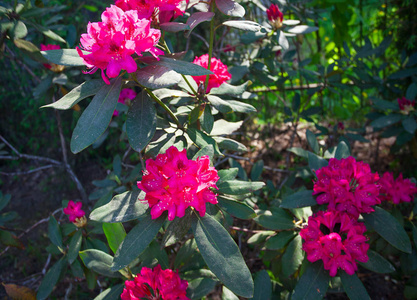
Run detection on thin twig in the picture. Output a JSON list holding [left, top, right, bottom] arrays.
[[0, 165, 54, 176], [42, 254, 52, 275], [229, 226, 265, 234]]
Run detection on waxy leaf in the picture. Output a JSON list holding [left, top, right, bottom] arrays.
[[210, 82, 250, 96], [126, 91, 157, 152], [192, 213, 254, 297], [192, 145, 214, 161], [250, 270, 272, 300], [215, 0, 245, 17], [187, 128, 222, 155], [37, 257, 66, 300], [103, 223, 126, 254], [68, 230, 82, 264], [48, 215, 63, 250], [185, 12, 215, 37], [111, 214, 165, 271], [161, 211, 192, 248], [335, 141, 350, 159], [254, 208, 294, 230], [292, 262, 330, 300], [308, 152, 328, 174], [277, 30, 289, 51], [265, 231, 296, 250], [359, 249, 395, 273], [363, 207, 412, 253], [222, 21, 261, 32], [280, 190, 316, 208], [306, 129, 319, 153], [218, 196, 256, 219], [136, 65, 182, 89], [186, 278, 217, 299], [42, 79, 104, 110], [282, 235, 304, 277], [70, 77, 122, 153], [157, 57, 212, 76], [80, 249, 119, 277], [217, 180, 265, 195], [340, 272, 370, 300], [90, 190, 148, 223], [286, 25, 319, 35], [94, 284, 124, 300], [159, 22, 190, 32], [370, 114, 402, 129], [41, 49, 85, 66]]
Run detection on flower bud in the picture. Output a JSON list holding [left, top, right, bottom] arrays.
[[266, 4, 284, 29]]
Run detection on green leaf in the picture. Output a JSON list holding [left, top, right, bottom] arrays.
[[277, 30, 289, 51], [214, 137, 247, 152], [306, 130, 319, 154], [254, 208, 295, 230], [159, 22, 190, 32], [403, 117, 417, 134], [210, 82, 250, 96], [90, 190, 149, 223], [94, 284, 124, 300], [200, 105, 214, 134], [339, 272, 370, 300], [192, 213, 254, 297], [286, 25, 319, 34], [70, 77, 122, 153], [187, 128, 222, 155], [282, 235, 304, 277], [359, 249, 395, 273], [250, 270, 272, 300], [67, 230, 82, 264], [161, 211, 192, 247], [218, 196, 256, 219], [185, 12, 215, 37], [247, 231, 275, 245], [41, 80, 104, 110], [40, 49, 85, 66], [135, 65, 182, 89], [250, 160, 264, 181], [371, 98, 399, 111], [388, 67, 417, 79], [36, 257, 66, 300], [222, 20, 261, 32], [211, 120, 243, 136], [126, 91, 157, 152], [0, 193, 11, 212], [48, 215, 63, 250], [103, 223, 126, 254], [287, 147, 309, 159], [157, 57, 213, 76], [370, 114, 402, 129], [111, 214, 165, 271], [335, 141, 350, 159], [215, 0, 245, 17], [174, 238, 198, 269], [192, 145, 214, 161], [292, 262, 330, 300], [281, 190, 316, 209], [186, 278, 217, 299], [13, 39, 48, 63], [6, 21, 28, 39], [308, 152, 328, 174], [227, 100, 257, 113], [406, 83, 417, 100], [363, 206, 411, 253], [222, 286, 239, 300], [218, 168, 239, 182], [265, 231, 296, 250], [79, 249, 119, 277], [217, 180, 264, 195], [0, 229, 24, 248]]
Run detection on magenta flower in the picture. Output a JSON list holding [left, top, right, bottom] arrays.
[[137, 146, 219, 221], [63, 201, 85, 222], [313, 157, 380, 218], [115, 0, 186, 24], [266, 4, 283, 28], [300, 211, 369, 277], [378, 172, 417, 204], [397, 96, 415, 114], [77, 5, 163, 84], [121, 264, 190, 300], [191, 54, 231, 93], [114, 88, 137, 116]]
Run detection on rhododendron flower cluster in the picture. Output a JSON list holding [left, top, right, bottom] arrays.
[[137, 146, 219, 221], [191, 54, 231, 93], [63, 200, 85, 222], [379, 172, 417, 204], [397, 96, 415, 114], [313, 156, 380, 218], [114, 88, 137, 116], [77, 5, 163, 84], [266, 4, 284, 28], [115, 0, 186, 24], [300, 211, 369, 277], [121, 265, 189, 300]]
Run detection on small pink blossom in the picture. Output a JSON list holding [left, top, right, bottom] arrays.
[[77, 5, 163, 84], [266, 4, 283, 28], [300, 210, 369, 277], [397, 97, 415, 114], [313, 157, 380, 218], [192, 54, 231, 93], [114, 88, 137, 116], [137, 146, 219, 221], [63, 201, 85, 222], [378, 172, 417, 204], [121, 265, 190, 300]]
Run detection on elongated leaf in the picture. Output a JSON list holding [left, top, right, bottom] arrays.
[[157, 57, 212, 76], [214, 137, 247, 152], [192, 213, 254, 297], [14, 39, 48, 63], [200, 105, 214, 134], [281, 190, 316, 208], [159, 22, 190, 32], [94, 284, 124, 300], [370, 114, 402, 129], [306, 130, 319, 153], [192, 145, 214, 161], [217, 180, 265, 195], [70, 77, 122, 153], [286, 25, 319, 34], [136, 65, 182, 89], [254, 208, 294, 230], [363, 207, 411, 253], [187, 128, 222, 155], [207, 95, 233, 113], [218, 168, 239, 182], [126, 92, 157, 152], [222, 286, 239, 300], [247, 231, 275, 245], [287, 147, 309, 159], [292, 262, 330, 300], [68, 230, 82, 264], [227, 100, 256, 113], [215, 0, 245, 17], [210, 82, 249, 96], [340, 272, 370, 300], [37, 257, 66, 300], [90, 190, 148, 223], [359, 250, 395, 273], [282, 236, 304, 277], [48, 215, 63, 250], [308, 152, 328, 174], [41, 49, 85, 66], [265, 231, 296, 250], [222, 20, 261, 32], [42, 80, 104, 110], [218, 196, 256, 219], [335, 141, 350, 159], [403, 117, 417, 134], [185, 12, 215, 37], [388, 68, 417, 79], [250, 270, 271, 300], [186, 277, 217, 299], [111, 214, 165, 271], [80, 249, 119, 277], [103, 223, 126, 254], [161, 211, 192, 247]]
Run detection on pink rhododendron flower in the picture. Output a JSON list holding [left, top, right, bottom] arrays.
[[266, 4, 283, 28], [397, 96, 415, 114], [300, 210, 369, 277], [77, 5, 163, 84], [378, 172, 417, 204], [192, 54, 231, 93], [137, 146, 219, 221], [63, 200, 85, 222], [114, 88, 137, 116], [115, 0, 186, 24], [313, 157, 380, 218], [121, 264, 189, 300]]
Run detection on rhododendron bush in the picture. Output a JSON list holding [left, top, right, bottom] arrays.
[[2, 0, 417, 299]]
